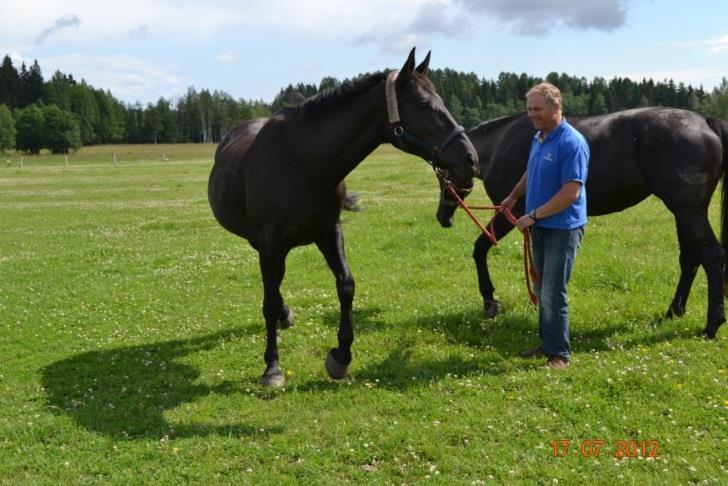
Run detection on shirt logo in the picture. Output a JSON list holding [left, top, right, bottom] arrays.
[[544, 152, 554, 161]]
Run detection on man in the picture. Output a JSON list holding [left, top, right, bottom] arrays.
[[500, 82, 590, 369]]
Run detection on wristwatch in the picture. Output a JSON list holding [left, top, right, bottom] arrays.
[[528, 209, 538, 221]]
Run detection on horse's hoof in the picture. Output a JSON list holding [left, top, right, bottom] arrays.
[[666, 307, 684, 319], [702, 326, 718, 339], [703, 317, 724, 339], [260, 369, 285, 388], [483, 299, 502, 319], [325, 351, 348, 380], [277, 306, 294, 330]]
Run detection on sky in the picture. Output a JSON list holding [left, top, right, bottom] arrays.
[[1, 0, 727, 105]]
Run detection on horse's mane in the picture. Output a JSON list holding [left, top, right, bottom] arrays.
[[471, 113, 525, 133], [279, 71, 389, 118]]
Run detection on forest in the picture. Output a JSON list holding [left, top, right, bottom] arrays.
[[1, 53, 727, 153]]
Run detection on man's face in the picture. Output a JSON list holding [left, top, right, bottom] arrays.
[[527, 93, 560, 133]]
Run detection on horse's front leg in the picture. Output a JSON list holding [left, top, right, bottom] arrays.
[[258, 244, 291, 387], [316, 222, 355, 379], [475, 212, 517, 318]]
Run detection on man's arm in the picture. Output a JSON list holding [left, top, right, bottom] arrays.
[[515, 181, 582, 231]]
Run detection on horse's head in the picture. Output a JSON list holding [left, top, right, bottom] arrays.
[[387, 48, 478, 190], [435, 173, 472, 227]]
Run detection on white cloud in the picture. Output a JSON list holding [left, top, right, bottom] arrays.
[[701, 34, 728, 54], [38, 53, 186, 103], [214, 50, 238, 64], [0, 0, 460, 55], [128, 25, 151, 39], [0, 0, 636, 57], [0, 0, 252, 49], [668, 33, 728, 55]]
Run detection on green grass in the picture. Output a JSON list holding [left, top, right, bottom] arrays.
[[0, 144, 726, 484]]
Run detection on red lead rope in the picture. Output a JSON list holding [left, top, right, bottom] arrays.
[[445, 186, 539, 305]]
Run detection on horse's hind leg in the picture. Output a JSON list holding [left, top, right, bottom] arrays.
[[667, 223, 700, 318], [672, 210, 725, 338], [316, 222, 355, 379], [258, 244, 291, 387]]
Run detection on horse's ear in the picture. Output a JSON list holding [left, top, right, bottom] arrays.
[[415, 51, 431, 75], [399, 47, 416, 81]]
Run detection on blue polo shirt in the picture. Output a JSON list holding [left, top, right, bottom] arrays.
[[526, 119, 589, 229]]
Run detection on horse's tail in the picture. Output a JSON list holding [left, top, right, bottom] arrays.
[[706, 116, 728, 283]]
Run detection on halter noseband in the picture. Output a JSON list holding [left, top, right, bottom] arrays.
[[385, 71, 466, 185]]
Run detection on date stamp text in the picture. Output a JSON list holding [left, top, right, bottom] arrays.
[[550, 439, 660, 458]]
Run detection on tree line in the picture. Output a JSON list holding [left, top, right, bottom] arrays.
[[1, 53, 728, 153]]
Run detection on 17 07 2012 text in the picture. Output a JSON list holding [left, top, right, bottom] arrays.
[[550, 439, 660, 458]]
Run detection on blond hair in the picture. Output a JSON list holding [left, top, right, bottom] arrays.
[[526, 82, 562, 110]]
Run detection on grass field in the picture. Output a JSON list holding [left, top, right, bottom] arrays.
[[0, 144, 726, 483]]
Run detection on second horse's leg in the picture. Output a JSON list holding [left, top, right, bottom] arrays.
[[475, 212, 516, 318]]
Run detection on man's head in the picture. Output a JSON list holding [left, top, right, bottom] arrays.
[[526, 82, 562, 135]]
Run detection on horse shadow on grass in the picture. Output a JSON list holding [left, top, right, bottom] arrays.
[[295, 306, 522, 392], [297, 304, 708, 392], [41, 326, 284, 441], [408, 303, 708, 354]]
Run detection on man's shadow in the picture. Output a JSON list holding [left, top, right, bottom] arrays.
[[41, 326, 283, 440]]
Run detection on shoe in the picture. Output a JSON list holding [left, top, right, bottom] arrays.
[[519, 346, 544, 358], [544, 356, 569, 369]]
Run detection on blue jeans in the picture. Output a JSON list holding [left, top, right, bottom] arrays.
[[530, 226, 584, 361]]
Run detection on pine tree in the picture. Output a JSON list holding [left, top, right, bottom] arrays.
[[21, 61, 44, 107], [16, 61, 44, 108], [0, 55, 20, 109]]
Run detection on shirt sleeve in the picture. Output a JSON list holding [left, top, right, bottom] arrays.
[[559, 134, 589, 185]]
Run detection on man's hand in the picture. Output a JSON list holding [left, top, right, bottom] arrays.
[[515, 214, 535, 232]]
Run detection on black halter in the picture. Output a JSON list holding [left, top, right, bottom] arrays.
[[385, 71, 466, 185], [391, 123, 466, 180]]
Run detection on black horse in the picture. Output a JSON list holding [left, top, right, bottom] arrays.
[[437, 108, 728, 338], [209, 49, 478, 387]]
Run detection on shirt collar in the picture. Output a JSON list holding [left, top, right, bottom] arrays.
[[535, 118, 568, 144]]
